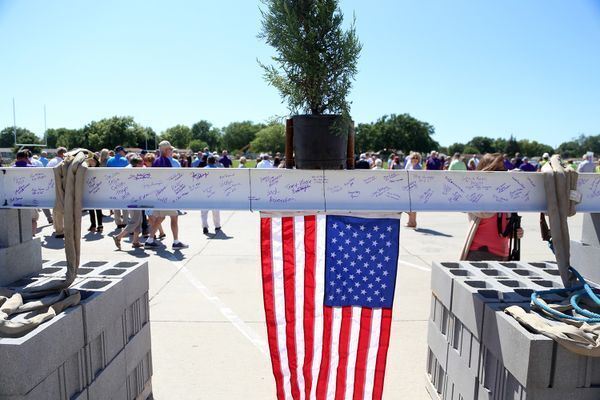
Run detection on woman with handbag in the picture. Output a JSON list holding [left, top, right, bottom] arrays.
[[460, 153, 524, 261]]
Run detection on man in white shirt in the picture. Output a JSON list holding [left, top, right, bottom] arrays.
[[47, 147, 66, 168], [577, 153, 595, 173], [256, 154, 273, 168]]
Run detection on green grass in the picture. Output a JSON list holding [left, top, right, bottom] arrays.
[[232, 159, 257, 168]]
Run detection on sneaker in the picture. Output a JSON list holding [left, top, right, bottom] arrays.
[[144, 241, 159, 248], [172, 241, 189, 249], [203, 227, 209, 234], [215, 227, 221, 232]]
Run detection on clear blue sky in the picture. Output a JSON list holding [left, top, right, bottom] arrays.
[[1, 0, 599, 147]]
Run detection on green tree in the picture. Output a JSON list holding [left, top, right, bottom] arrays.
[[221, 121, 265, 152], [504, 135, 520, 156], [518, 139, 554, 157], [259, 0, 362, 117], [0, 127, 40, 147], [250, 124, 286, 153], [188, 139, 209, 153], [466, 136, 495, 154], [160, 125, 192, 149], [447, 142, 465, 155], [191, 120, 221, 150], [354, 114, 438, 154], [84, 116, 143, 150]]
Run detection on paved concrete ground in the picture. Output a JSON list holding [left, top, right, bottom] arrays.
[[38, 210, 584, 399]]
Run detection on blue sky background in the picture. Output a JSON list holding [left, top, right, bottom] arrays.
[[1, 0, 599, 147]]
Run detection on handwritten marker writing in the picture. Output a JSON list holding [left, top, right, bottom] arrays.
[[127, 204, 154, 208]]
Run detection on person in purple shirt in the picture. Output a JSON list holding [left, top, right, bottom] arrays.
[[518, 157, 537, 172], [502, 154, 514, 171], [145, 141, 188, 249], [219, 150, 232, 168], [14, 150, 32, 167], [425, 151, 442, 170], [13, 151, 39, 234]]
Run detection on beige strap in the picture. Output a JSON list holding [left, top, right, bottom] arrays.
[[506, 305, 600, 357], [0, 149, 89, 336]]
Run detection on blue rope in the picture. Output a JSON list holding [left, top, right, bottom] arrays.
[[531, 266, 600, 323]]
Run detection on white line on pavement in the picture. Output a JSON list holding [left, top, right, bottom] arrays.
[[398, 259, 431, 272]]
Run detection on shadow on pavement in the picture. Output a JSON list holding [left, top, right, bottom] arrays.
[[42, 235, 65, 249], [206, 230, 233, 240], [83, 232, 104, 242], [414, 228, 453, 237]]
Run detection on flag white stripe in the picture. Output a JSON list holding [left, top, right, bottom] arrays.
[[326, 307, 344, 400], [271, 218, 293, 400], [363, 309, 382, 400], [310, 214, 327, 400], [294, 216, 306, 399], [344, 306, 362, 400]]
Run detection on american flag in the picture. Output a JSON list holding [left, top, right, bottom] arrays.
[[260, 214, 400, 400]]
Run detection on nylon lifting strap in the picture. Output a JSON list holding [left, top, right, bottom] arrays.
[[0, 150, 90, 337]]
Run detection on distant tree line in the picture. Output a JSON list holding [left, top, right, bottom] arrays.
[[1, 114, 598, 159]]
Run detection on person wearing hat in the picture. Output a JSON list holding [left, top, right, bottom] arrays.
[[537, 152, 550, 171], [106, 146, 129, 167], [106, 146, 129, 228], [518, 157, 536, 172], [144, 141, 188, 249]]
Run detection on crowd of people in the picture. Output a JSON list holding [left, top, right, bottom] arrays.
[[356, 150, 600, 173], [9, 143, 600, 253]]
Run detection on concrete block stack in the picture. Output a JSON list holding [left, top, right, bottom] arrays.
[[0, 209, 42, 286], [0, 260, 152, 400], [572, 213, 600, 283], [426, 260, 600, 400]]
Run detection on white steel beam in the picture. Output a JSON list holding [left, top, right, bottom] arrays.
[[1, 167, 599, 213]]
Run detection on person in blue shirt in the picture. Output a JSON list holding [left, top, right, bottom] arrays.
[[106, 146, 129, 168], [39, 151, 49, 167], [201, 156, 222, 234], [106, 146, 129, 228]]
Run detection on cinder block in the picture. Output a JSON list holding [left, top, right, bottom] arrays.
[[428, 319, 449, 372], [430, 294, 450, 337], [88, 324, 152, 400], [0, 305, 85, 396], [72, 278, 126, 343], [0, 209, 21, 248], [447, 314, 480, 378], [481, 303, 554, 390], [0, 239, 42, 286], [581, 213, 600, 247], [446, 344, 478, 400], [85, 314, 127, 383], [87, 349, 126, 400], [571, 240, 600, 285], [18, 209, 33, 243], [125, 293, 149, 341], [125, 323, 152, 375], [425, 348, 446, 400]]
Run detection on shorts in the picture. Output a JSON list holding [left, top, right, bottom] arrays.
[[151, 210, 178, 217]]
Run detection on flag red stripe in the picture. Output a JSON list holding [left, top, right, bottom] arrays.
[[303, 215, 317, 399], [282, 217, 301, 400], [316, 306, 333, 400], [352, 308, 373, 400], [334, 307, 353, 400], [260, 217, 286, 400], [371, 308, 393, 400]]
